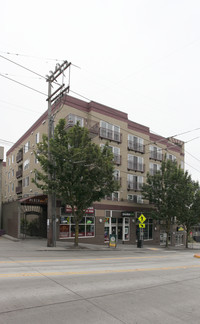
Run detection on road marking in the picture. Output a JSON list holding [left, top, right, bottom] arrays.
[[1, 264, 200, 278], [0, 255, 174, 264]]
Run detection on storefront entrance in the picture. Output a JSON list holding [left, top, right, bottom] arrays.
[[104, 211, 130, 243]]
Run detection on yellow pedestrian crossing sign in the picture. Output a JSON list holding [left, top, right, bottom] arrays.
[[139, 223, 145, 228], [138, 214, 146, 223]]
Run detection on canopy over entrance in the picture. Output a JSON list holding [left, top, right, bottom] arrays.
[[20, 195, 48, 206]]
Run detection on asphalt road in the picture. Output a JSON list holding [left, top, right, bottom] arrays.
[[0, 237, 200, 324]]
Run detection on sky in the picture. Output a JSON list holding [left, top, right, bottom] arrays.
[[1, 0, 200, 182]]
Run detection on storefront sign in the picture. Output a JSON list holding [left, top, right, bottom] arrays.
[[122, 212, 134, 217], [65, 205, 94, 214]]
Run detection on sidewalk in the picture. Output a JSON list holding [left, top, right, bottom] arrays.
[[2, 234, 200, 252]]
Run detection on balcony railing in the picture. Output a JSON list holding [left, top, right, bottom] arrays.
[[16, 186, 22, 194], [16, 151, 23, 163], [99, 128, 122, 143], [128, 141, 145, 154], [113, 154, 121, 165], [127, 181, 143, 191], [65, 115, 99, 138], [127, 161, 145, 173], [16, 169, 23, 179], [149, 152, 163, 161]]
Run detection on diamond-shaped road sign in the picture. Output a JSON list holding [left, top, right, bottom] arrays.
[[138, 214, 146, 223]]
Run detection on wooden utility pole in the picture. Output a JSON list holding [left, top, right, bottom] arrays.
[[46, 61, 71, 247]]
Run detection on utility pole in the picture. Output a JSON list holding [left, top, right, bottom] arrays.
[[46, 61, 71, 247]]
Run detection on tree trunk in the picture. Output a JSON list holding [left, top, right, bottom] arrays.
[[186, 230, 189, 248], [74, 220, 79, 247]]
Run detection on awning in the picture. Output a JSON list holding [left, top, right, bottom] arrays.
[[20, 195, 48, 206]]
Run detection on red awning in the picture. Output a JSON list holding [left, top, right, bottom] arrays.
[[20, 195, 48, 205]]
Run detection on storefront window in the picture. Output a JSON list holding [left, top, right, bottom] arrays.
[[59, 210, 95, 239], [136, 218, 153, 240]]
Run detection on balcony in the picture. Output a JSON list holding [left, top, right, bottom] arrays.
[[127, 181, 143, 191], [99, 128, 122, 143], [113, 154, 121, 165], [16, 186, 22, 194], [128, 141, 145, 154], [149, 152, 163, 162], [16, 169, 23, 179], [16, 151, 23, 163], [127, 161, 145, 173], [66, 115, 99, 138]]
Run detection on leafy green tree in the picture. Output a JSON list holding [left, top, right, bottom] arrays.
[[33, 119, 118, 246], [176, 179, 200, 248], [142, 158, 189, 247]]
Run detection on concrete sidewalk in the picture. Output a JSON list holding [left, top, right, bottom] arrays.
[[2, 234, 200, 252]]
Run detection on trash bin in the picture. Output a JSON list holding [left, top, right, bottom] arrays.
[[137, 239, 143, 248]]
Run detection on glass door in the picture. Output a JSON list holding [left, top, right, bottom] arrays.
[[123, 217, 130, 241]]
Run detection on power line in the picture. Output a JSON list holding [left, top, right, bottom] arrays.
[[0, 73, 47, 97], [0, 54, 47, 80]]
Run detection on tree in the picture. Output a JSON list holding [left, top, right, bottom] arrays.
[[176, 179, 200, 248], [33, 119, 118, 246], [142, 158, 190, 247]]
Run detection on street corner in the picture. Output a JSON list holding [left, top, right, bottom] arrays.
[[194, 253, 200, 259]]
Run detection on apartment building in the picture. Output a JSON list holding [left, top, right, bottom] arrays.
[[2, 95, 185, 245]]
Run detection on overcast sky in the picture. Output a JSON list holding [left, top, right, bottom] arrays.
[[1, 0, 200, 181]]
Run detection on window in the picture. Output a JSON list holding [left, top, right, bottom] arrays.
[[128, 154, 144, 172], [11, 155, 15, 163], [8, 172, 10, 180], [128, 135, 144, 153], [8, 157, 11, 166], [127, 174, 143, 191], [127, 194, 143, 204], [114, 170, 120, 181], [181, 161, 184, 169], [101, 144, 121, 164], [100, 121, 121, 142], [12, 169, 14, 177], [59, 212, 95, 238], [11, 183, 14, 192], [149, 145, 162, 161], [68, 114, 84, 127], [23, 159, 30, 170], [35, 132, 40, 144], [24, 141, 30, 153], [149, 163, 161, 175], [166, 153, 176, 162], [24, 176, 29, 187]]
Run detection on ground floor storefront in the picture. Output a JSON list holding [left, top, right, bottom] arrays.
[[2, 197, 186, 247]]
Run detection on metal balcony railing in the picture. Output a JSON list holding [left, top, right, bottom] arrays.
[[127, 161, 145, 173], [128, 141, 145, 153], [99, 128, 122, 143]]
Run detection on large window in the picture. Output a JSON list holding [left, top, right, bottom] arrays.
[[128, 135, 144, 153], [149, 163, 161, 175], [101, 144, 121, 165], [67, 114, 84, 127], [128, 154, 144, 172], [149, 145, 162, 161], [127, 194, 143, 204], [100, 121, 121, 142], [166, 153, 176, 162], [59, 213, 95, 239], [127, 174, 143, 191], [136, 217, 153, 240]]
